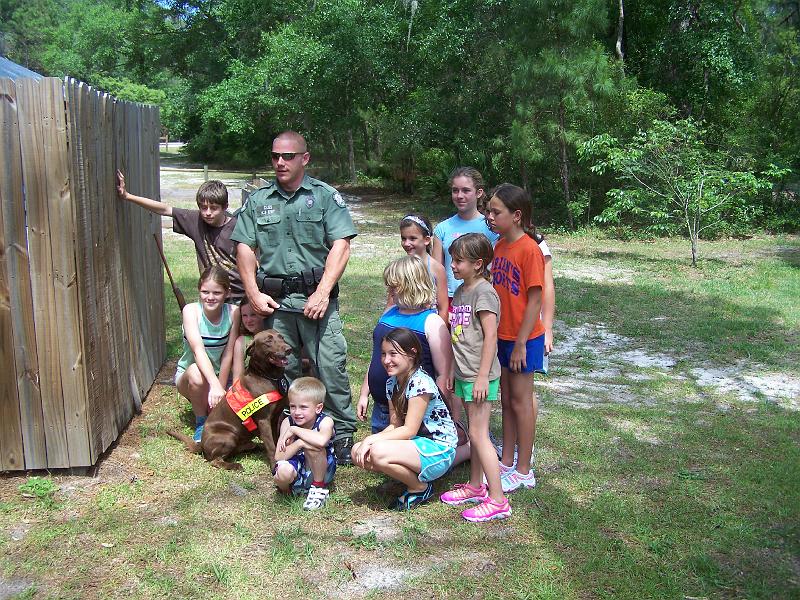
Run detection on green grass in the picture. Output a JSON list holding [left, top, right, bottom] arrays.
[[1, 184, 798, 599]]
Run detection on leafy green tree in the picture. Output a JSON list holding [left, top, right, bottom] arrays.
[[0, 0, 62, 72], [503, 0, 620, 228], [580, 118, 786, 265]]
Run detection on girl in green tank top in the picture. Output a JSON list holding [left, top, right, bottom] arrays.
[[175, 266, 240, 441]]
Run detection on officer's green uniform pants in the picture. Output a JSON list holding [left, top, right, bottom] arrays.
[[267, 298, 355, 440]]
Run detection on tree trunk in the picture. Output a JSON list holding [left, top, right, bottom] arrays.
[[685, 200, 699, 267], [520, 160, 529, 191], [362, 121, 371, 162], [615, 0, 625, 69], [557, 99, 574, 229], [586, 189, 592, 227], [348, 127, 357, 184], [374, 129, 383, 162]]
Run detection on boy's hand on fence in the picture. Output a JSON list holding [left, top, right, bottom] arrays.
[[115, 169, 127, 199]]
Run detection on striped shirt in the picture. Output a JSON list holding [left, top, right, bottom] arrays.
[[177, 302, 234, 375]]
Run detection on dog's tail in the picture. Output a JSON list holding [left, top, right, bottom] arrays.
[[166, 430, 202, 454]]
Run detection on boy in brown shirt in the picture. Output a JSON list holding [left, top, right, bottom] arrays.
[[116, 170, 244, 302]]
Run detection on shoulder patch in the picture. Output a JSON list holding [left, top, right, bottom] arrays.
[[334, 192, 346, 208]]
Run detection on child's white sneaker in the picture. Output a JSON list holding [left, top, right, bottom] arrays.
[[501, 469, 536, 493], [303, 485, 329, 510]]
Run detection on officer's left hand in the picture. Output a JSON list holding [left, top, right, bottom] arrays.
[[303, 289, 329, 320]]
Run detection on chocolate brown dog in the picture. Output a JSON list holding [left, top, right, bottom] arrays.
[[168, 329, 291, 470]]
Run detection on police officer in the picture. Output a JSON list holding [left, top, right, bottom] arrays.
[[232, 131, 357, 465]]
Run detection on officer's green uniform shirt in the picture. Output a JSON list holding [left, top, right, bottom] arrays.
[[231, 175, 357, 281]]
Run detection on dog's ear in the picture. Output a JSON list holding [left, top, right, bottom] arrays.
[[245, 342, 255, 357]]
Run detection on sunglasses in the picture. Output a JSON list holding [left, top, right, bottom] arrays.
[[271, 152, 303, 161]]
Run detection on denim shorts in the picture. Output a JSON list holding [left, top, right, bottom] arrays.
[[371, 402, 390, 434], [412, 437, 456, 482], [497, 334, 545, 373]]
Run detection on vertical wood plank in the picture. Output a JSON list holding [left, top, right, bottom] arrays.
[[7, 79, 47, 469], [87, 86, 118, 452], [100, 92, 131, 434], [150, 104, 166, 372], [112, 99, 141, 412], [18, 77, 70, 468], [43, 78, 91, 465], [66, 79, 103, 463], [0, 78, 26, 470]]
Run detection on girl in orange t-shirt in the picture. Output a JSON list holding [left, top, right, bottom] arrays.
[[486, 184, 545, 493]]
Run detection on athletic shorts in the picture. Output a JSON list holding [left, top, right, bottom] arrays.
[[174, 367, 185, 387], [454, 378, 500, 402], [412, 436, 456, 482], [497, 334, 545, 373]]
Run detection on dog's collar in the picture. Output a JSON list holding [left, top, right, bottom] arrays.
[[275, 375, 289, 396]]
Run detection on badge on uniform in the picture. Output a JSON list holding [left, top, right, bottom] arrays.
[[306, 197, 315, 208], [334, 192, 346, 208]]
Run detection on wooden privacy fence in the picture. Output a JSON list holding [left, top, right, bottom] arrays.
[[0, 77, 165, 471]]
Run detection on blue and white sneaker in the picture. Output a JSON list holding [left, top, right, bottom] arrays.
[[192, 416, 207, 442], [390, 483, 434, 510]]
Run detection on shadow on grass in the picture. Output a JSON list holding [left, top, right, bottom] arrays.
[[567, 247, 730, 268], [522, 402, 800, 598], [777, 245, 800, 269], [555, 275, 798, 370]]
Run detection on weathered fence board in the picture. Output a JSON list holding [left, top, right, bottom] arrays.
[[0, 78, 47, 469], [41, 77, 90, 465], [18, 78, 70, 468], [0, 79, 27, 471], [1, 76, 164, 470]]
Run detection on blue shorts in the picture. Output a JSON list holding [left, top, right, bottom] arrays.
[[412, 437, 456, 482], [371, 402, 390, 434], [497, 335, 545, 373], [274, 452, 337, 495]]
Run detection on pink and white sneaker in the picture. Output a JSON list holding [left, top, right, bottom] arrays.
[[483, 460, 515, 486], [461, 496, 512, 522], [501, 469, 537, 493], [440, 483, 488, 506]]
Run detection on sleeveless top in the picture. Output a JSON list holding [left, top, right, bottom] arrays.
[[177, 302, 234, 374], [241, 333, 254, 370], [368, 305, 437, 408], [287, 411, 335, 462], [426, 255, 438, 311]]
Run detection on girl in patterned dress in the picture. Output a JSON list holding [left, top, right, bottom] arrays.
[[351, 328, 458, 510]]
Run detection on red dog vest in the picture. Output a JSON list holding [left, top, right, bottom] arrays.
[[226, 379, 284, 432]]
